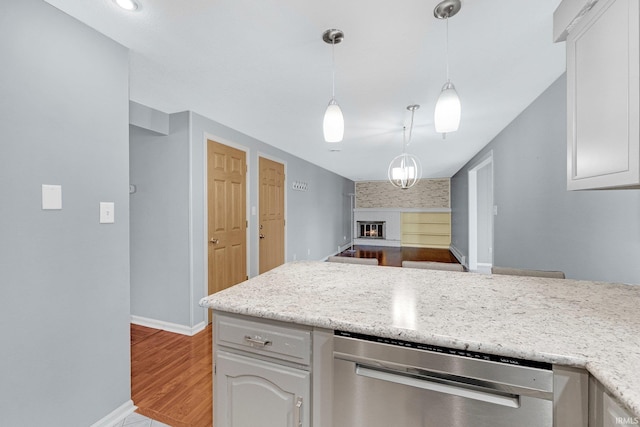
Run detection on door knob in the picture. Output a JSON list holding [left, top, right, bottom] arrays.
[[259, 234, 265, 239], [209, 238, 219, 244]]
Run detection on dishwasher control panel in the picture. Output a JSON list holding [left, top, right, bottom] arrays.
[[335, 330, 552, 370]]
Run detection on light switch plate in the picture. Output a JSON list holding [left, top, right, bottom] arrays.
[[100, 202, 115, 224], [42, 185, 62, 210]]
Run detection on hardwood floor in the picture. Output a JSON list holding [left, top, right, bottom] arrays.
[[337, 245, 460, 267], [128, 247, 457, 426], [131, 324, 213, 427]]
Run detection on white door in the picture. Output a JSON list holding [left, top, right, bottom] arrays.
[[215, 350, 310, 427]]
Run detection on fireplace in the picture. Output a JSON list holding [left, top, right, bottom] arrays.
[[358, 221, 385, 239]]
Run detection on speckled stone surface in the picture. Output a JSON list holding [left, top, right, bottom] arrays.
[[200, 261, 640, 417]]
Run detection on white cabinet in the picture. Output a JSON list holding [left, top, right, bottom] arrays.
[[216, 350, 309, 427], [214, 313, 311, 427], [589, 375, 638, 426], [556, 0, 640, 190], [602, 393, 637, 427]]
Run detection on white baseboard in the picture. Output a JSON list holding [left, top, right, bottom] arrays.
[[449, 244, 467, 268], [475, 263, 493, 274], [338, 242, 353, 253], [90, 400, 136, 427], [131, 315, 206, 336]]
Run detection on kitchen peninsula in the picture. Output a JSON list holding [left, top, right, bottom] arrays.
[[200, 261, 640, 426]]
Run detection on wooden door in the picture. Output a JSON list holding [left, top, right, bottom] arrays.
[[259, 157, 285, 274], [207, 140, 247, 304]]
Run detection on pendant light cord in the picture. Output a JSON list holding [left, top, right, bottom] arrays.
[[445, 14, 450, 82], [404, 107, 416, 149], [402, 126, 407, 153], [331, 37, 336, 99]]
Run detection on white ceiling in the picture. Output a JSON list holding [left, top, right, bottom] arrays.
[[44, 0, 565, 181]]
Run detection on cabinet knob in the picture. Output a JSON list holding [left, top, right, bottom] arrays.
[[209, 238, 219, 244]]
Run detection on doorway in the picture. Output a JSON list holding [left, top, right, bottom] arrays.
[[206, 140, 247, 315], [468, 152, 494, 273], [258, 156, 285, 274]]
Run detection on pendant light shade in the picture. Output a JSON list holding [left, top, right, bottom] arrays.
[[323, 99, 344, 143], [388, 105, 422, 190], [434, 0, 462, 136], [322, 29, 345, 143], [434, 81, 461, 133]]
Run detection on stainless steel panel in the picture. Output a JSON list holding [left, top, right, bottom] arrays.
[[333, 335, 553, 427], [334, 335, 553, 394]]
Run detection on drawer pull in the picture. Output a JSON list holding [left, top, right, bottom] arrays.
[[244, 335, 272, 347]]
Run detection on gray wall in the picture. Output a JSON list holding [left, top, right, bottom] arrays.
[[451, 74, 640, 284], [130, 107, 354, 328], [130, 112, 191, 325], [0, 1, 131, 425]]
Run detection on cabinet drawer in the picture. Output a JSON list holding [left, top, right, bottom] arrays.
[[215, 314, 311, 366]]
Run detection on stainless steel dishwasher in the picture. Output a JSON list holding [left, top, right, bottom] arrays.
[[333, 331, 554, 427]]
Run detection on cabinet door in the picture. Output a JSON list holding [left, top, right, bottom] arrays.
[[566, 0, 640, 190], [215, 350, 310, 427], [602, 392, 637, 427]]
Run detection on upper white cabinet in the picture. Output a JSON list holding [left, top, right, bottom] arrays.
[[555, 0, 640, 190]]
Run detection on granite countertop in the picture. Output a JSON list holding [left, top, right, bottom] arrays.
[[199, 261, 640, 417]]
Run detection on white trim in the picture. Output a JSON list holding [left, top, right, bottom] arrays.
[[202, 133, 251, 305], [354, 207, 452, 213], [338, 242, 352, 253], [188, 112, 195, 329], [257, 152, 288, 275], [449, 244, 467, 268], [468, 170, 478, 271], [90, 400, 136, 427], [468, 151, 494, 272], [474, 262, 493, 275], [131, 315, 206, 336]]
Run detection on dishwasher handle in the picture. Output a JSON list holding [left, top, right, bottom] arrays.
[[356, 365, 520, 409]]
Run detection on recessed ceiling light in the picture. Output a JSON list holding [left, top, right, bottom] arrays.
[[114, 0, 139, 11]]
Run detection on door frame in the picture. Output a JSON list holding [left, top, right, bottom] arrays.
[[257, 151, 287, 274], [468, 151, 494, 273], [202, 132, 250, 308]]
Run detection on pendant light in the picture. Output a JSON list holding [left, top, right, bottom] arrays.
[[434, 0, 462, 136], [322, 29, 345, 143], [388, 105, 422, 190]]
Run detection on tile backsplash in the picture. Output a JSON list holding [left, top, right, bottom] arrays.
[[355, 179, 450, 209]]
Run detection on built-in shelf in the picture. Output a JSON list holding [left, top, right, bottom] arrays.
[[401, 212, 451, 249]]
